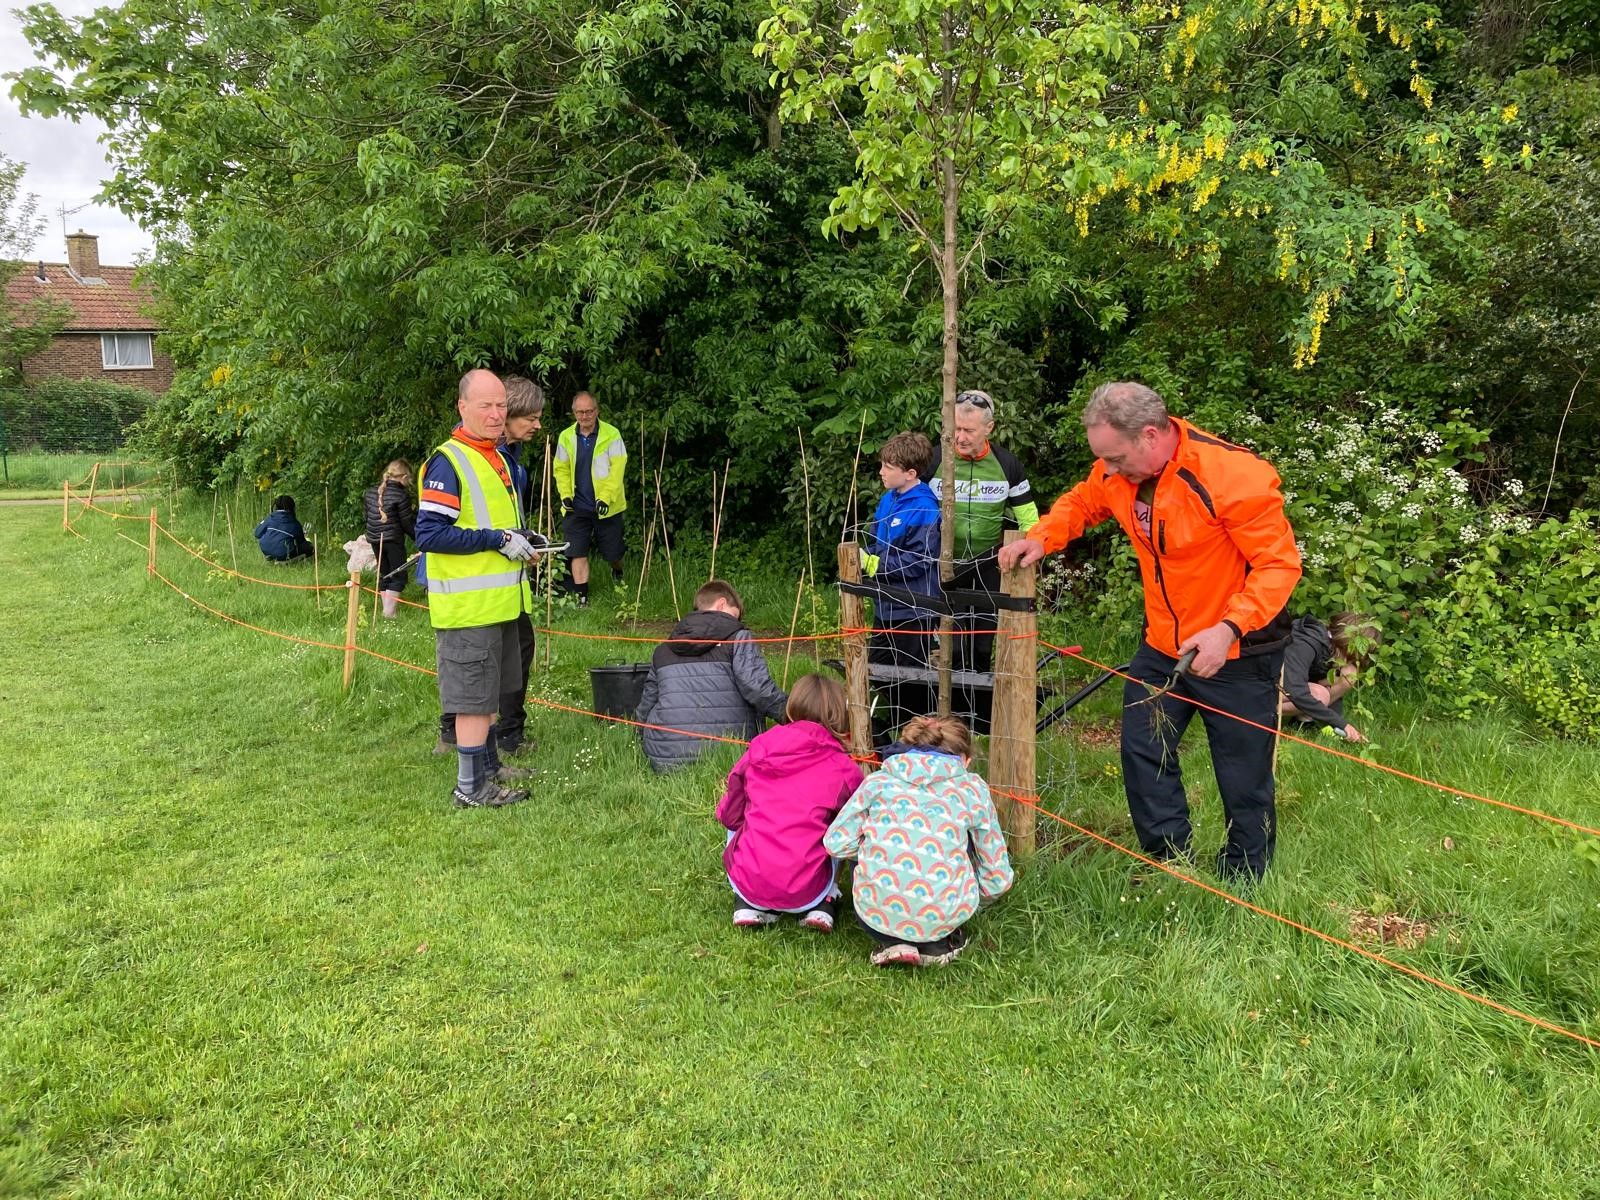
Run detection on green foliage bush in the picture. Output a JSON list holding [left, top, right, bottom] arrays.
[[0, 378, 151, 453]]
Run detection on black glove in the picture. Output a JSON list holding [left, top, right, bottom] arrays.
[[515, 529, 551, 550], [596, 501, 610, 517]]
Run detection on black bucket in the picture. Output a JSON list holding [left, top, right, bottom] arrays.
[[589, 663, 652, 719]]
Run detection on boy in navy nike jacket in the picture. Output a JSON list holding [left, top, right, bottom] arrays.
[[863, 431, 941, 741]]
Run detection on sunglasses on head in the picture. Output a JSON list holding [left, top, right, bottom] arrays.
[[956, 390, 993, 410]]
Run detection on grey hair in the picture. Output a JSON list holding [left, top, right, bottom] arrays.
[[1082, 381, 1170, 437], [955, 389, 996, 424], [504, 376, 545, 417]]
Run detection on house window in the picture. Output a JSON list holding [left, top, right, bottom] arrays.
[[101, 333, 154, 369]]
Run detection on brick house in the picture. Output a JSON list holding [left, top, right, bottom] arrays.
[[4, 231, 174, 394]]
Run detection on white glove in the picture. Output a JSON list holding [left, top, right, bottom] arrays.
[[498, 530, 536, 562]]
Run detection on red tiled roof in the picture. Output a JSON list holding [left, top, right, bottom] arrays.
[[4, 261, 162, 332]]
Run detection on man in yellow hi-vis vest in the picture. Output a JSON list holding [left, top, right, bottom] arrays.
[[415, 369, 541, 809], [553, 390, 627, 605]]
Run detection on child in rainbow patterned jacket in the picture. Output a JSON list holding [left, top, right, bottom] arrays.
[[823, 714, 1013, 967]]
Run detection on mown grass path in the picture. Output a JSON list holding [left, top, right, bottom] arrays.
[[2, 503, 1598, 1198]]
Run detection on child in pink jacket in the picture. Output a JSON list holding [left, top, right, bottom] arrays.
[[716, 674, 864, 932]]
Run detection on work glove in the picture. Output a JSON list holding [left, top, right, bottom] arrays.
[[859, 550, 880, 577], [561, 496, 574, 512], [514, 529, 551, 551], [498, 530, 537, 562], [596, 501, 610, 517]]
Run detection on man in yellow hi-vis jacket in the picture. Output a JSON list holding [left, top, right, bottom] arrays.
[[553, 390, 627, 605], [416, 369, 541, 809]]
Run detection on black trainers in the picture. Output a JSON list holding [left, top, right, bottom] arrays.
[[451, 779, 527, 809]]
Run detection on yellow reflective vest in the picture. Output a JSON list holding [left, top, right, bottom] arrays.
[[426, 437, 526, 630], [554, 420, 628, 515]]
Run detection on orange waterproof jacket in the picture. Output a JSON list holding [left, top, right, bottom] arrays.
[[1033, 418, 1301, 660]]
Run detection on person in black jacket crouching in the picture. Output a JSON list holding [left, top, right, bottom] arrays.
[[636, 580, 788, 772]]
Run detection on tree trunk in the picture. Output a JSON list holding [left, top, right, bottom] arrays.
[[936, 9, 958, 718]]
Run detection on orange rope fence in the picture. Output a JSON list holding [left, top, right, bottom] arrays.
[[1039, 640, 1600, 842], [57, 478, 1600, 1051]]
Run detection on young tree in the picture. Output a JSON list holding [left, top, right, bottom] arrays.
[[0, 154, 69, 386], [758, 0, 1467, 709]]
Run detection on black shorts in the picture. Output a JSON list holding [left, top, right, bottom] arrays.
[[562, 510, 624, 563], [369, 535, 408, 590]]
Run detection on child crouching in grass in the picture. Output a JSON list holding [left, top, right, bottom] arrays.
[[716, 674, 865, 932], [824, 714, 1013, 967]]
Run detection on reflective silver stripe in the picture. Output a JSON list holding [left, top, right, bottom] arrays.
[[439, 442, 491, 528], [427, 570, 525, 594]]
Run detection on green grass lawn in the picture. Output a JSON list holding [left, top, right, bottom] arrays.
[[3, 498, 1599, 1199], [0, 452, 156, 494]]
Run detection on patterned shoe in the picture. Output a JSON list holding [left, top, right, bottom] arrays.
[[869, 943, 922, 967], [918, 943, 965, 967]]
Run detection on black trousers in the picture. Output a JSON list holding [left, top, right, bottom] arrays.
[[948, 558, 1000, 733], [868, 617, 934, 744], [1120, 641, 1283, 879], [440, 611, 537, 746]]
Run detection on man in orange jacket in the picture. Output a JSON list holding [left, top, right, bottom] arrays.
[[1000, 382, 1301, 879]]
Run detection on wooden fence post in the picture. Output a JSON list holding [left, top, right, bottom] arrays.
[[837, 543, 872, 759], [342, 571, 362, 691], [86, 462, 98, 510], [147, 509, 158, 576], [62, 480, 70, 531], [989, 530, 1038, 857]]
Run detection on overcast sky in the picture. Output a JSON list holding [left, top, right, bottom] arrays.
[[2, 0, 155, 265]]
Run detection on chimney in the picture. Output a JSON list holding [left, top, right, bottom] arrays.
[[65, 230, 103, 281]]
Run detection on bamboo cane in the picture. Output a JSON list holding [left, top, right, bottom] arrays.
[[342, 572, 361, 690], [797, 425, 816, 585], [782, 570, 806, 688], [224, 498, 239, 575]]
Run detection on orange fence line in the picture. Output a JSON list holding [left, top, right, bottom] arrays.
[[60, 502, 1598, 1053], [1039, 641, 1600, 842], [151, 568, 353, 653], [156, 521, 343, 592], [1005, 791, 1600, 1051]]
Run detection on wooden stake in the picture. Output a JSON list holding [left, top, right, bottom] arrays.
[[210, 488, 218, 542], [782, 570, 806, 688], [989, 529, 1038, 857], [224, 498, 239, 575], [147, 508, 158, 576], [313, 533, 322, 612], [62, 480, 70, 531], [342, 571, 361, 691], [836, 543, 872, 758], [86, 462, 98, 510]]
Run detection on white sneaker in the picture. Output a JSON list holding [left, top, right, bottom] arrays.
[[733, 907, 778, 928]]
